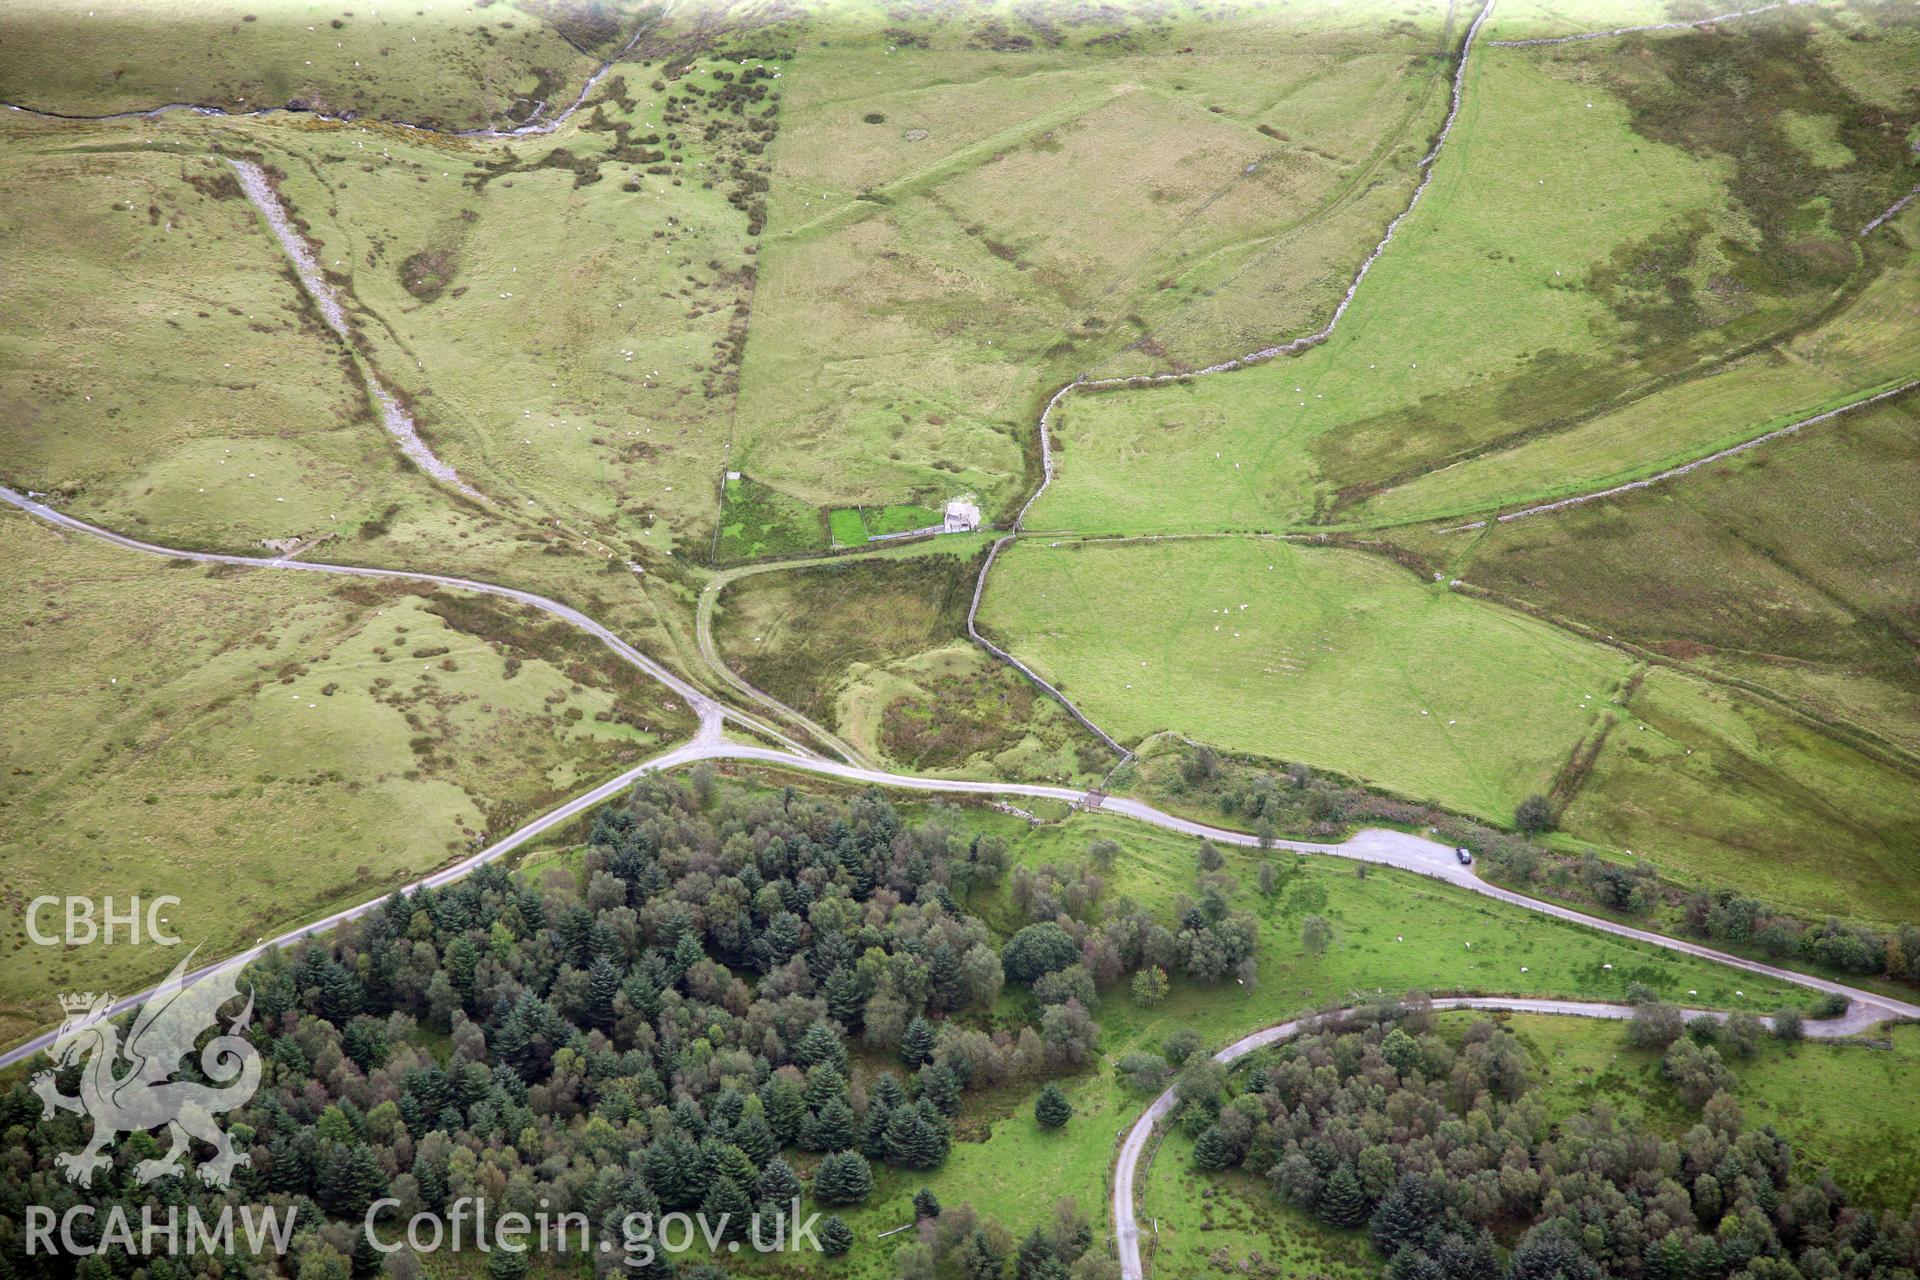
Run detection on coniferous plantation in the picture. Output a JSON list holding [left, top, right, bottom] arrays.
[[0, 776, 1121, 1278], [1179, 1009, 1920, 1280], [7, 769, 1915, 1280]]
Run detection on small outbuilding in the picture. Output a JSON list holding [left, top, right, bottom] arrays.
[[944, 497, 981, 533]]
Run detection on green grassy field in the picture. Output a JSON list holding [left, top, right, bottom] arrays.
[[1027, 19, 1919, 537], [978, 535, 1632, 821], [1561, 667, 1920, 924], [0, 0, 627, 129], [1354, 225, 1920, 526], [980, 534, 1920, 923], [1488, 1012, 1920, 1213], [1027, 43, 1742, 534], [732, 0, 1462, 523], [0, 509, 691, 1049], [1434, 395, 1920, 757], [1143, 1131, 1375, 1280]]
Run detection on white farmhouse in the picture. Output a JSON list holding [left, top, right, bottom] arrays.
[[943, 497, 981, 533]]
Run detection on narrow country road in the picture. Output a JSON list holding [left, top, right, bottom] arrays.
[[5, 484, 1917, 1077], [0, 483, 813, 759], [1110, 995, 1889, 1280]]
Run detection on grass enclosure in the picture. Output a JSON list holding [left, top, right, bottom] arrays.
[[713, 547, 1111, 783], [978, 535, 1633, 821]]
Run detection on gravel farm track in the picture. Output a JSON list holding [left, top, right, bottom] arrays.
[[5, 4, 1920, 1270]]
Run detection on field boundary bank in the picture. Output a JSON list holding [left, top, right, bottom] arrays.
[[1111, 993, 1893, 1280], [965, 0, 1498, 751], [1324, 231, 1899, 520], [1446, 579, 1920, 781], [1473, 378, 1920, 526]]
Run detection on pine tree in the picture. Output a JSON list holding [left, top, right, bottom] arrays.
[[927, 943, 967, 1013], [700, 1175, 752, 1241], [820, 1216, 855, 1257], [795, 1021, 850, 1072], [587, 956, 624, 1030], [487, 1249, 530, 1280], [900, 1015, 936, 1067], [759, 1076, 806, 1143], [813, 1151, 874, 1205], [916, 1063, 961, 1117], [1034, 1083, 1073, 1129], [1016, 1228, 1060, 1280], [870, 1071, 909, 1110], [861, 1099, 894, 1160], [731, 1113, 776, 1166], [1192, 1126, 1234, 1172], [802, 1097, 858, 1152], [1318, 1163, 1369, 1229], [410, 1149, 447, 1210], [960, 1228, 1006, 1280], [1369, 1175, 1443, 1258], [645, 1135, 701, 1209], [756, 1157, 802, 1207], [913, 1188, 941, 1221], [825, 969, 866, 1029], [881, 1104, 951, 1170], [804, 1063, 849, 1108], [350, 1226, 384, 1278]]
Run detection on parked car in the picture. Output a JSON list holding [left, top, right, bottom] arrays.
[[1455, 847, 1473, 865]]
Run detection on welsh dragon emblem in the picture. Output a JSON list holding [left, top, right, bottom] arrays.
[[32, 948, 260, 1188]]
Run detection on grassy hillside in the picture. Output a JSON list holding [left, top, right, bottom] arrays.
[[1028, 18, 1920, 537], [733, 0, 1462, 523], [1562, 667, 1920, 925], [979, 534, 1920, 923], [0, 510, 691, 1047], [0, 0, 632, 129], [1435, 395, 1920, 757]]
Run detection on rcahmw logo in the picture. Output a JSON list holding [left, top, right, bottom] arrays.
[[25, 1204, 298, 1259]]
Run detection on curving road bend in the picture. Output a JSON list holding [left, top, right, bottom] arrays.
[[5, 483, 1918, 1076], [1110, 994, 1889, 1280], [694, 558, 869, 766], [0, 483, 815, 759]]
